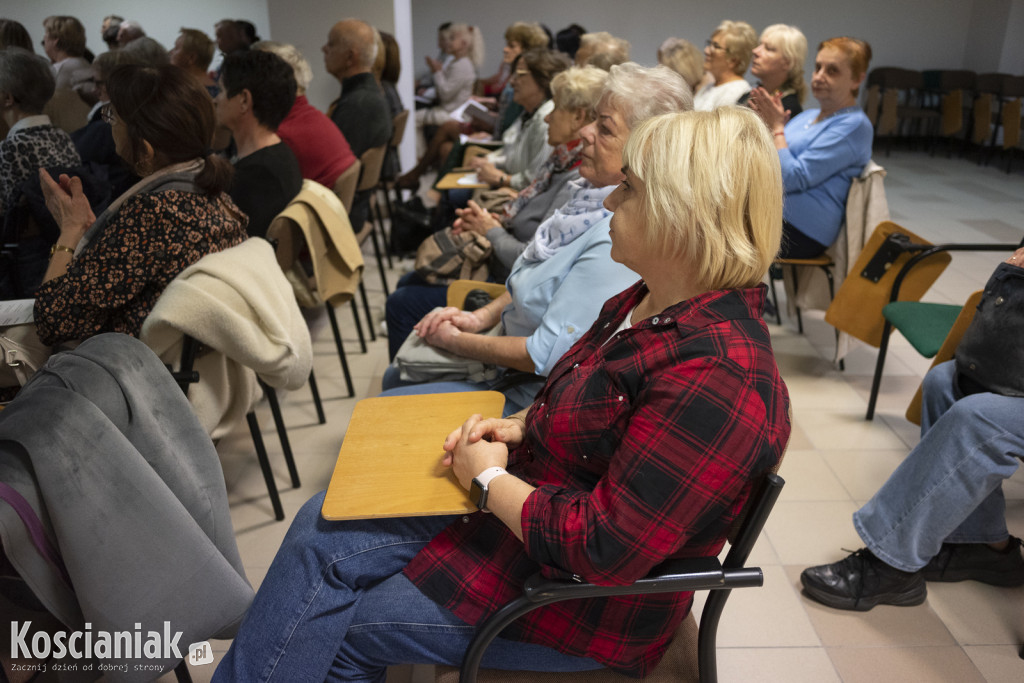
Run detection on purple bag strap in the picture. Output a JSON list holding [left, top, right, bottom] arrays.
[[0, 481, 72, 587]]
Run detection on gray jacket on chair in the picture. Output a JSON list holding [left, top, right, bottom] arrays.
[[0, 333, 253, 681]]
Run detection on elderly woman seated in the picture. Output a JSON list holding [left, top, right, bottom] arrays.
[[467, 48, 570, 192], [385, 65, 610, 359], [693, 20, 757, 110], [0, 48, 83, 298], [414, 24, 484, 145], [739, 24, 807, 118], [397, 22, 549, 190], [30, 64, 248, 349], [381, 63, 692, 415], [750, 36, 873, 258], [255, 41, 357, 190], [213, 105, 790, 681], [215, 49, 303, 239]]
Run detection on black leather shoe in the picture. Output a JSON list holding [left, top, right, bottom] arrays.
[[923, 536, 1024, 586], [801, 549, 926, 611]]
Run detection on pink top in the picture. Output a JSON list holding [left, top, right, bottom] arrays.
[[277, 95, 357, 189]]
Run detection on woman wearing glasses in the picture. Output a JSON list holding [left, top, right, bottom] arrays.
[[31, 64, 247, 347], [693, 20, 757, 111]]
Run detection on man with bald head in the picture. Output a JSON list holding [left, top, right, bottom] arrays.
[[323, 19, 391, 233], [323, 19, 391, 159]]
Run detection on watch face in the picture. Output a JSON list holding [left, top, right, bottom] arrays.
[[470, 479, 486, 510]]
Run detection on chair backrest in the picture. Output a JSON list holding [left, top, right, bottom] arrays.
[[390, 110, 410, 148], [446, 280, 507, 309], [357, 145, 387, 193], [825, 221, 952, 347], [333, 159, 361, 213]]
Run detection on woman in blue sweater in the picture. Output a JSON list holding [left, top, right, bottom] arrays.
[[750, 36, 872, 258]]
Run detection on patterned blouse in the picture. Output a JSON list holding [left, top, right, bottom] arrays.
[[0, 119, 82, 217], [33, 190, 248, 346]]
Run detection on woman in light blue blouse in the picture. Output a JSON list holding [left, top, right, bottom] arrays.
[[750, 36, 872, 258]]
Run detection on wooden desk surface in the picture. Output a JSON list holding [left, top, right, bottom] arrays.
[[322, 391, 506, 520]]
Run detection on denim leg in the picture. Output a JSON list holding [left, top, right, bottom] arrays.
[[213, 492, 458, 683], [385, 275, 447, 361], [329, 572, 603, 681], [854, 362, 1024, 571]]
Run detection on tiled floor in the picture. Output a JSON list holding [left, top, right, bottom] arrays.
[[169, 149, 1024, 682]]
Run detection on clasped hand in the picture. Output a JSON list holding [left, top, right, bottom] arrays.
[[413, 306, 486, 351], [442, 414, 522, 490], [452, 199, 501, 236]]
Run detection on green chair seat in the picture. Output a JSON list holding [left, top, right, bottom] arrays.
[[882, 301, 964, 357]]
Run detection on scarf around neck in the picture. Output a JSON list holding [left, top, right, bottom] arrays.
[[502, 139, 583, 225], [519, 178, 614, 263]]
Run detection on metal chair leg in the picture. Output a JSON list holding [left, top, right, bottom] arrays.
[[865, 320, 894, 421], [308, 369, 326, 424], [263, 383, 300, 489], [767, 267, 782, 325], [358, 280, 377, 342], [246, 411, 285, 521], [326, 304, 356, 398], [791, 267, 804, 334], [368, 207, 391, 297], [346, 298, 367, 353]]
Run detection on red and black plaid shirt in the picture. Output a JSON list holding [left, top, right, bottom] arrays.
[[405, 281, 790, 676]]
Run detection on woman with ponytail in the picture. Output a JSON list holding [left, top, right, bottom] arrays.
[[32, 63, 248, 347]]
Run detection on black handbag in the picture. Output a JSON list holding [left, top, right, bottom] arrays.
[[955, 262, 1024, 397]]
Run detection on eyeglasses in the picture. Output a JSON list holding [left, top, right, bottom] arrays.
[[705, 40, 727, 53], [512, 70, 530, 80], [100, 104, 117, 125]]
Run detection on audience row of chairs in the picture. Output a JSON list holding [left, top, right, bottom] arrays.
[[865, 67, 1024, 170]]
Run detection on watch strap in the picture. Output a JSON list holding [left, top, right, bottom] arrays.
[[473, 466, 507, 489]]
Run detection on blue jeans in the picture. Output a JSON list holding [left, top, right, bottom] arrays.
[[213, 492, 602, 682], [385, 272, 447, 361], [854, 361, 1024, 572]]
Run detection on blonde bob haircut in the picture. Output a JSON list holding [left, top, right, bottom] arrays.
[[551, 65, 607, 113], [253, 41, 313, 94], [759, 24, 807, 103], [622, 108, 782, 290], [713, 20, 757, 75]]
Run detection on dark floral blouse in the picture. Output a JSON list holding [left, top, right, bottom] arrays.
[[33, 190, 248, 346]]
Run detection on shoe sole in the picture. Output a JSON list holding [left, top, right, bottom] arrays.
[[922, 568, 1024, 587], [800, 582, 927, 611]]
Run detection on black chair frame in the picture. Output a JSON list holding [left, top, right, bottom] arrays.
[[865, 239, 1021, 420], [168, 335, 301, 521], [457, 472, 785, 683]]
